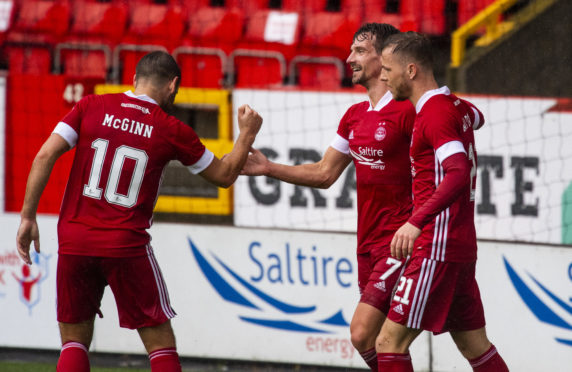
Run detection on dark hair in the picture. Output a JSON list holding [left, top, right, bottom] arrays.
[[353, 23, 400, 54], [135, 51, 181, 87], [382, 31, 434, 70]]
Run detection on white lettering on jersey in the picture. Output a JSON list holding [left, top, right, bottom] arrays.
[[349, 147, 385, 170], [121, 102, 150, 114], [102, 114, 154, 139]]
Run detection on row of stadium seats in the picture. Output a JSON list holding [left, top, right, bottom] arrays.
[[1, 0, 494, 88]]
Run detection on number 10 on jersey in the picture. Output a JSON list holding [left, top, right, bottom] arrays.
[[83, 138, 148, 208]]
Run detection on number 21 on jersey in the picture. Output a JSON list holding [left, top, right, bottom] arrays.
[[83, 138, 148, 208]]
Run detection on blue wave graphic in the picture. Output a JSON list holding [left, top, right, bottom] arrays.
[[213, 254, 316, 314], [188, 238, 259, 310], [239, 317, 331, 333], [503, 256, 572, 330], [318, 310, 349, 326], [555, 338, 572, 346], [527, 273, 572, 316]]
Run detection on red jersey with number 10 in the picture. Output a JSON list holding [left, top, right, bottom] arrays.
[[53, 92, 213, 257], [333, 91, 416, 255], [410, 87, 484, 262]]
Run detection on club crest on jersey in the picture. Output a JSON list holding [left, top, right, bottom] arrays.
[[374, 126, 386, 141]]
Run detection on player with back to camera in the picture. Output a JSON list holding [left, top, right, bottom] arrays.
[[16, 51, 262, 372], [376, 31, 509, 371], [241, 23, 416, 371]]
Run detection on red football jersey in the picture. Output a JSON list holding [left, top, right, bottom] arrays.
[[410, 87, 484, 262], [332, 91, 416, 255], [53, 91, 213, 257]]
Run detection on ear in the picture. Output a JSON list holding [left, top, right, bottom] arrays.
[[169, 76, 179, 93], [133, 74, 137, 88], [407, 63, 417, 80]]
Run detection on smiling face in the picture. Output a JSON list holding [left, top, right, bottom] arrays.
[[380, 46, 412, 102], [346, 32, 382, 88]]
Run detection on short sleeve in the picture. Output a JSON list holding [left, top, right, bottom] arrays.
[[464, 99, 485, 130], [54, 96, 90, 148], [336, 105, 354, 140], [423, 104, 466, 163], [168, 117, 211, 170]]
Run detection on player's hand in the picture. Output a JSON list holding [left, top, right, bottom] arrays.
[[241, 147, 270, 176], [390, 222, 421, 259], [16, 217, 40, 265], [237, 104, 262, 137]]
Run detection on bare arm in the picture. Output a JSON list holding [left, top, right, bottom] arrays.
[[16, 134, 70, 264], [199, 104, 263, 188], [242, 146, 352, 189]]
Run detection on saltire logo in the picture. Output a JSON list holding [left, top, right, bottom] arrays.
[[188, 238, 349, 334], [504, 256, 572, 347], [13, 251, 51, 315]]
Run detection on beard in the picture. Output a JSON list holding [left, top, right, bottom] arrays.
[[391, 80, 411, 101]]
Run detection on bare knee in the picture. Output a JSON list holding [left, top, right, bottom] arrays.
[[138, 320, 177, 353], [350, 323, 376, 351], [59, 318, 95, 347], [451, 328, 491, 360]]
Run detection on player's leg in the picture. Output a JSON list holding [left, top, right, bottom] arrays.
[[447, 263, 509, 371], [351, 251, 407, 371], [376, 319, 421, 372], [450, 328, 508, 371], [57, 320, 94, 372], [350, 302, 385, 371], [104, 246, 181, 372], [56, 254, 106, 372], [138, 320, 181, 372]]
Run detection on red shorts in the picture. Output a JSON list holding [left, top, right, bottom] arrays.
[[387, 257, 485, 334], [357, 251, 407, 314], [56, 246, 176, 329]]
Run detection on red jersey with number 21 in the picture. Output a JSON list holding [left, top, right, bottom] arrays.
[[53, 92, 213, 257], [410, 87, 483, 263]]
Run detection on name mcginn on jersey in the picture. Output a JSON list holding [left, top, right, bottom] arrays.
[[102, 113, 153, 138]]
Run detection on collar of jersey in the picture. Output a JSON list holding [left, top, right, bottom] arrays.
[[368, 90, 393, 112], [124, 90, 158, 105], [416, 86, 451, 113]]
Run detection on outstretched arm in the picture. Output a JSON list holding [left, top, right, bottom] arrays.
[[17, 134, 70, 264], [199, 104, 263, 188], [242, 146, 352, 189]]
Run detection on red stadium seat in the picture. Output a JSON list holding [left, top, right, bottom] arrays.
[[177, 4, 244, 87], [361, 0, 419, 32], [229, 9, 301, 87], [115, 2, 186, 84], [6, 45, 51, 74], [174, 46, 227, 88], [4, 1, 70, 75], [59, 49, 108, 79], [399, 0, 446, 35], [123, 3, 185, 47], [458, 0, 496, 27], [292, 57, 345, 90], [53, 2, 127, 79], [186, 6, 244, 48]]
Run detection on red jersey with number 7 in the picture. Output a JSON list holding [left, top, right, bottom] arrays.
[[409, 87, 484, 263], [53, 92, 214, 257]]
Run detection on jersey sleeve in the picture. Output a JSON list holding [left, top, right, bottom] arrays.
[[53, 95, 91, 148], [422, 105, 465, 162], [168, 117, 213, 174], [463, 99, 485, 130]]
